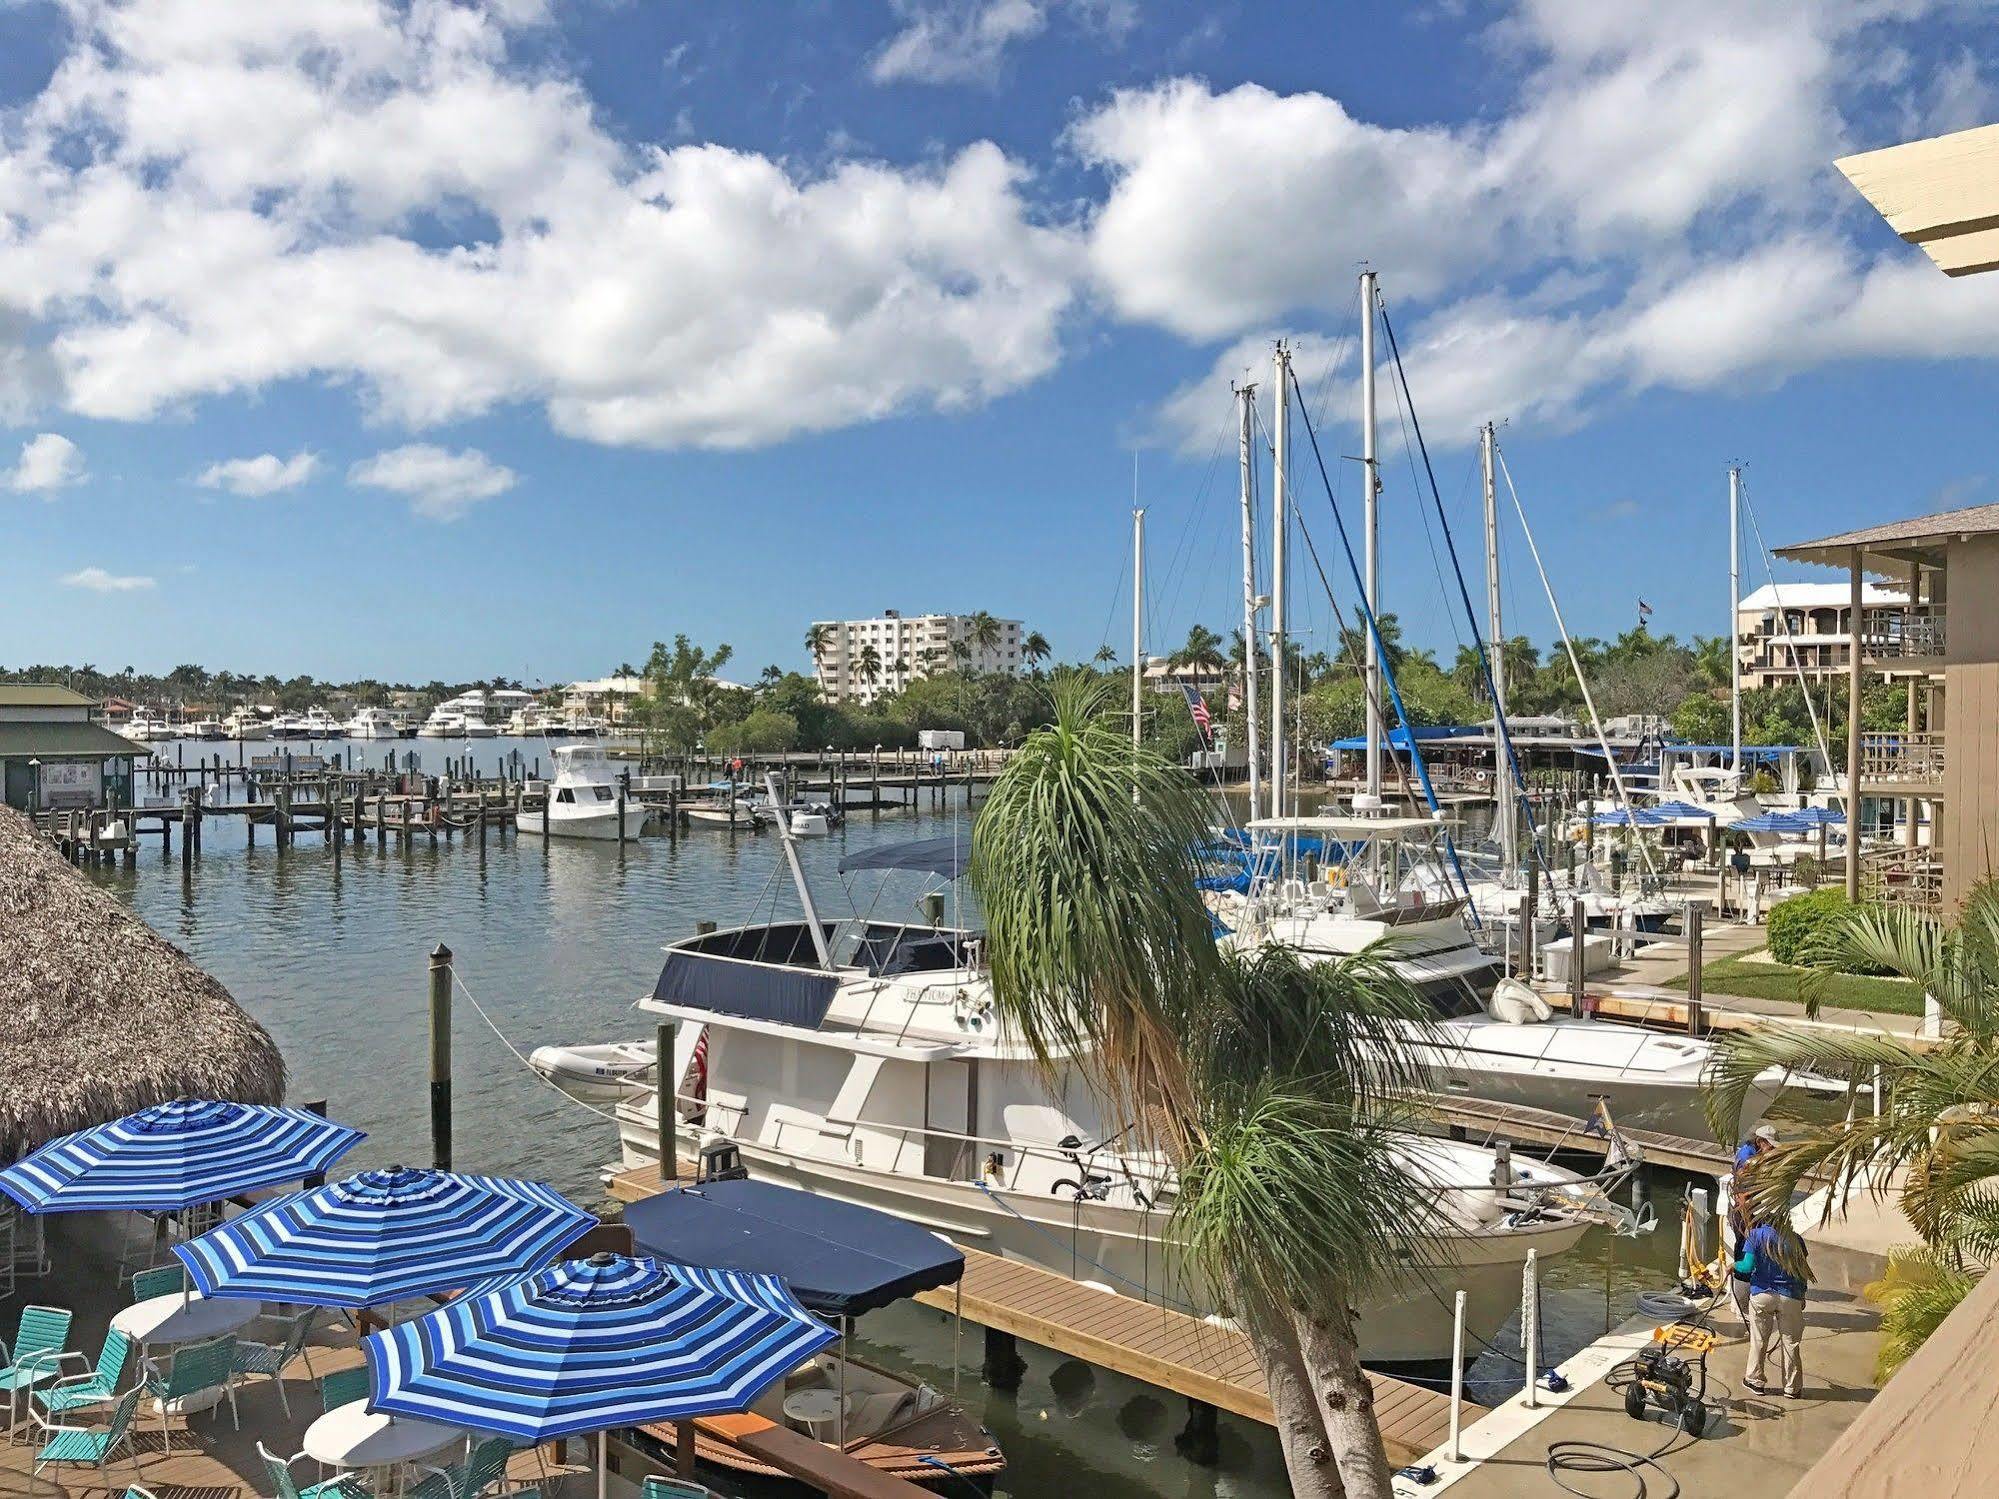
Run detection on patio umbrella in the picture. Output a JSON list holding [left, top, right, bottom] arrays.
[[1789, 806, 1846, 825], [0, 1097, 363, 1214], [1590, 807, 1667, 827], [366, 1252, 837, 1495], [175, 1165, 594, 1310], [1732, 811, 1812, 835]]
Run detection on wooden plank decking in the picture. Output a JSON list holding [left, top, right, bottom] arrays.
[[609, 1164, 1471, 1468]]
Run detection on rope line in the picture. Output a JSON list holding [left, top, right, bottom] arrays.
[[448, 969, 627, 1124]]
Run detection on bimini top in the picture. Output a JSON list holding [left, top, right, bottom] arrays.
[[623, 1179, 964, 1318], [837, 834, 971, 881]]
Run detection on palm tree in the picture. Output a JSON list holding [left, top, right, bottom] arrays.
[[804, 623, 832, 676], [965, 611, 1003, 669], [1092, 645, 1118, 668], [1169, 624, 1228, 677], [857, 643, 882, 692], [1709, 883, 1999, 1375], [1022, 631, 1051, 673], [971, 676, 1440, 1497], [1690, 634, 1733, 689]]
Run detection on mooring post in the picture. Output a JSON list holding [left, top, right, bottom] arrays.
[[1571, 895, 1588, 1019], [1174, 1399, 1219, 1465], [1685, 901, 1704, 1037], [429, 943, 453, 1170], [981, 1327, 1027, 1391], [656, 1020, 678, 1182], [618, 770, 630, 848]]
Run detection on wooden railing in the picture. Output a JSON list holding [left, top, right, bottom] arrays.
[[1861, 846, 1944, 911], [1858, 605, 1947, 659], [1860, 731, 1946, 781]]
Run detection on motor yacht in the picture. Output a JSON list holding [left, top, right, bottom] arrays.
[[417, 708, 465, 738], [185, 717, 225, 740], [266, 712, 308, 739], [223, 708, 266, 741], [294, 707, 343, 739], [588, 827, 1618, 1365], [516, 745, 648, 840], [126, 707, 177, 741], [346, 707, 399, 739]]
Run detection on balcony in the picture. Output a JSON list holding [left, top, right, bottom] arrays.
[[1860, 730, 1946, 782], [1861, 846, 1944, 912], [1857, 605, 1946, 660]]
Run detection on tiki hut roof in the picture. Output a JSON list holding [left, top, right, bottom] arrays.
[[0, 805, 285, 1163]]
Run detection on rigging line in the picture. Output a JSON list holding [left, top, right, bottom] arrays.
[[1373, 298, 1552, 888], [1382, 328, 1465, 656], [1495, 445, 1662, 884], [1283, 359, 1476, 907], [448, 969, 624, 1124], [1148, 406, 1235, 656], [1738, 478, 1838, 800]]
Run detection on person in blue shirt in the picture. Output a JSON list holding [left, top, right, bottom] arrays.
[[1726, 1125, 1778, 1325], [1735, 1215, 1811, 1396]]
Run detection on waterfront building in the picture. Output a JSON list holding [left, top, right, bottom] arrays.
[[1775, 502, 1999, 910], [0, 684, 144, 813], [1838, 121, 1999, 278], [1735, 581, 1909, 690], [810, 611, 1025, 704]]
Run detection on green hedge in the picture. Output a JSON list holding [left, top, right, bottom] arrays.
[[1767, 888, 1858, 966]]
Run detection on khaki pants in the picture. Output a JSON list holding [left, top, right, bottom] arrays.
[[1747, 1290, 1804, 1396], [1729, 1275, 1752, 1327]]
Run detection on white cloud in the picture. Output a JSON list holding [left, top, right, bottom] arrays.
[[4, 433, 86, 492], [195, 450, 321, 496], [348, 444, 517, 521], [870, 0, 1133, 86], [0, 1, 1079, 449], [60, 566, 153, 592]]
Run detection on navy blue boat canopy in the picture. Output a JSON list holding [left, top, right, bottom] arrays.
[[837, 835, 970, 881], [652, 948, 839, 1028], [623, 1179, 964, 1317]]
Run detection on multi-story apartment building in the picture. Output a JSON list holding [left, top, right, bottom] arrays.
[[1735, 581, 1909, 690], [1777, 503, 1989, 912], [809, 612, 1025, 704]]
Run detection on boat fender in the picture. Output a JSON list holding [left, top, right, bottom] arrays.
[[1488, 977, 1553, 1025]]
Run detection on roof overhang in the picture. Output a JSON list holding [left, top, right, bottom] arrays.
[[1836, 122, 1999, 277]]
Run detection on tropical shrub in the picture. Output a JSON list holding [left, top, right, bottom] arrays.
[[1768, 888, 1857, 965]]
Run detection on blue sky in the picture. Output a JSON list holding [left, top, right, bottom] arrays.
[[2, 0, 1997, 686]]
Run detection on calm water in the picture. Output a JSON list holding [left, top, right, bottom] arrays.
[[97, 736, 1685, 1496]]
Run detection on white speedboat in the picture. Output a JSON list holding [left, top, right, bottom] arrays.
[[529, 1040, 658, 1103], [516, 744, 648, 840], [683, 789, 763, 830], [346, 707, 400, 739], [593, 830, 1611, 1365]]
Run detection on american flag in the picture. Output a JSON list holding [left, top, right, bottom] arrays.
[[1181, 683, 1212, 743]]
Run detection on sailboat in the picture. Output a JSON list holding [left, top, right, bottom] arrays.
[[1228, 275, 1788, 1138]]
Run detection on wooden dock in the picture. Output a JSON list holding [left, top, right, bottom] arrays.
[[608, 1164, 1471, 1469]]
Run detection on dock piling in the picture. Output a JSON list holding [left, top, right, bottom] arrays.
[[656, 1020, 677, 1180], [429, 943, 453, 1170], [1685, 901, 1704, 1036]]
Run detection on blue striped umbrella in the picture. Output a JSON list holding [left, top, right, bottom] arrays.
[[0, 1098, 363, 1214], [364, 1253, 837, 1441], [175, 1166, 595, 1309]]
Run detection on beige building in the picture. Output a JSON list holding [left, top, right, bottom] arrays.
[[810, 612, 1024, 704], [1735, 581, 1908, 690]]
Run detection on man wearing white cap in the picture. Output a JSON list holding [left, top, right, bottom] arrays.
[[1725, 1125, 1780, 1324]]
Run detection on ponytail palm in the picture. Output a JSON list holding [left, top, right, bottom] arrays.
[[1706, 882, 1999, 1371], [971, 675, 1440, 1499]]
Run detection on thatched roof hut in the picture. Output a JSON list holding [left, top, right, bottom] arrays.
[[0, 805, 284, 1162]]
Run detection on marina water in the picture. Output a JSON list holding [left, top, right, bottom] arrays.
[[101, 736, 1683, 1498]]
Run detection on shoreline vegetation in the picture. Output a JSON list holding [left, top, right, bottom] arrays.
[[1667, 947, 1926, 1017]]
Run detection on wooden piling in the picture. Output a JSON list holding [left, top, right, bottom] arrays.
[[656, 1019, 678, 1180], [429, 943, 453, 1170]]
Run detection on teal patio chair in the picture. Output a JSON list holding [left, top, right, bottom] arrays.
[[143, 1334, 238, 1453], [34, 1328, 135, 1418], [233, 1308, 319, 1416], [130, 1263, 187, 1301], [33, 1383, 144, 1481], [2, 1304, 73, 1442], [318, 1364, 370, 1412], [410, 1434, 520, 1499], [260, 1439, 373, 1499], [640, 1476, 720, 1499]]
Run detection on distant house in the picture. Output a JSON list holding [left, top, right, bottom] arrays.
[[0, 685, 144, 812]]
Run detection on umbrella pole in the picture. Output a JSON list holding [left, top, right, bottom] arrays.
[[675, 1419, 695, 1479], [838, 1317, 848, 1447], [597, 1429, 606, 1499]]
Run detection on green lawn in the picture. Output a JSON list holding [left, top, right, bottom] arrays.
[[1664, 951, 1928, 1017]]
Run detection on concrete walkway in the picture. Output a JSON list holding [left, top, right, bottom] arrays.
[[1421, 1288, 1881, 1498]]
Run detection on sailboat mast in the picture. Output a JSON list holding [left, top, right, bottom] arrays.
[[1482, 420, 1514, 866], [1237, 383, 1263, 824], [1360, 270, 1382, 804], [1132, 503, 1145, 751], [1729, 464, 1742, 776], [1270, 344, 1290, 822]]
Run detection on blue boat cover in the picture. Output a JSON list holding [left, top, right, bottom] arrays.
[[652, 951, 840, 1028], [838, 835, 970, 880], [624, 1180, 964, 1317]]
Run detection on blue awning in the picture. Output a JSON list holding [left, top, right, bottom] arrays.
[[837, 835, 970, 880], [651, 950, 839, 1028], [623, 1180, 964, 1318]]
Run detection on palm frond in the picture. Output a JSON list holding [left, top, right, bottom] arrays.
[[1704, 1025, 1927, 1142], [1864, 1246, 1981, 1381]]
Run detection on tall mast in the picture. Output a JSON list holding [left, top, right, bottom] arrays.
[[1729, 464, 1742, 776], [1131, 502, 1145, 751], [1269, 343, 1290, 822], [1360, 270, 1382, 804], [1237, 382, 1263, 824], [1482, 420, 1514, 866]]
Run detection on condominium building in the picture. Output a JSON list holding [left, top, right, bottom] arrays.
[[1735, 581, 1909, 691], [809, 612, 1025, 704]]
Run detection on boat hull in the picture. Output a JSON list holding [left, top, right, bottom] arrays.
[[1416, 1048, 1781, 1138], [516, 807, 649, 840]]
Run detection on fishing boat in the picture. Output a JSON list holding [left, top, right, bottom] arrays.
[[516, 744, 648, 840], [598, 818, 1618, 1365], [682, 785, 764, 830]]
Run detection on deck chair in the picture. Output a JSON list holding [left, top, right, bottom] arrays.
[[34, 1328, 135, 1418], [233, 1308, 319, 1416], [411, 1434, 520, 1499], [130, 1263, 187, 1301], [639, 1478, 720, 1499], [143, 1334, 238, 1454], [260, 1439, 373, 1499], [33, 1383, 144, 1480], [2, 1305, 73, 1442], [318, 1365, 370, 1412]]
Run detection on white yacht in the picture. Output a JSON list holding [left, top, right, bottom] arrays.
[[565, 713, 608, 737], [417, 708, 466, 738], [223, 708, 267, 741], [296, 707, 343, 739], [186, 717, 225, 740], [596, 830, 1614, 1366], [126, 707, 177, 741], [346, 707, 400, 739], [508, 704, 562, 736], [516, 745, 648, 840], [267, 712, 308, 740]]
